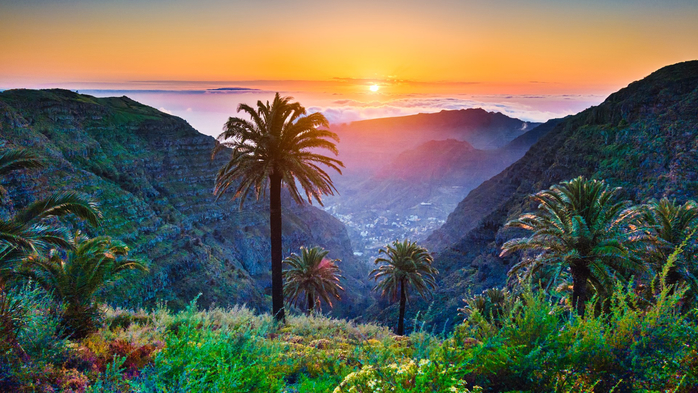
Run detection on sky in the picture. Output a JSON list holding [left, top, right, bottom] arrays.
[[1, 0, 697, 133]]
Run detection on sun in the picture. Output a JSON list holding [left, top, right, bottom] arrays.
[[369, 84, 379, 92]]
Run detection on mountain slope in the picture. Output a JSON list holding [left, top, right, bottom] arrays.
[[331, 108, 539, 176], [423, 60, 698, 329], [326, 119, 557, 264], [0, 89, 370, 315]]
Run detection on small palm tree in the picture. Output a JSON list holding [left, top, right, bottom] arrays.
[[283, 246, 343, 314], [459, 288, 514, 327], [21, 232, 147, 338], [0, 148, 102, 277], [501, 176, 645, 316], [0, 147, 101, 358], [639, 198, 698, 292], [212, 93, 343, 322], [370, 239, 438, 335]]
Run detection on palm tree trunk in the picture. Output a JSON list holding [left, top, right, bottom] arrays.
[[307, 292, 314, 315], [571, 264, 590, 317], [270, 172, 285, 322], [397, 279, 406, 335]]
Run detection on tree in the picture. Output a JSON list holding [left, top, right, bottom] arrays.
[[0, 147, 101, 358], [370, 239, 438, 335], [639, 198, 698, 293], [500, 176, 645, 316], [283, 246, 343, 314], [212, 93, 343, 322], [0, 148, 102, 278], [21, 232, 147, 338]]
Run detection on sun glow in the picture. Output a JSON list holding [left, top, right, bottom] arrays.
[[369, 84, 379, 92]]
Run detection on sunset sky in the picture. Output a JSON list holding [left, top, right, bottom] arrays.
[[1, 0, 697, 131]]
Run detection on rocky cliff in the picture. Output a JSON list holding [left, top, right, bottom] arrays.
[[423, 60, 698, 329], [0, 89, 370, 315]]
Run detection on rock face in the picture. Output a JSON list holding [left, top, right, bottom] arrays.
[[0, 89, 370, 315], [331, 108, 539, 177], [423, 60, 698, 329]]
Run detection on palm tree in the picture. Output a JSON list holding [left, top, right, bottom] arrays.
[[0, 147, 102, 277], [283, 246, 343, 314], [370, 239, 438, 335], [21, 232, 147, 338], [639, 198, 698, 291], [212, 93, 343, 322], [500, 176, 645, 316], [0, 147, 101, 357]]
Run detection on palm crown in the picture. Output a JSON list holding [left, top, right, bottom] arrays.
[[639, 198, 698, 295], [501, 176, 645, 316], [22, 232, 147, 338], [0, 148, 102, 276], [212, 93, 343, 206], [370, 239, 438, 335], [283, 246, 343, 314]]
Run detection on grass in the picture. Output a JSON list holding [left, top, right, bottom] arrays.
[[4, 276, 697, 392]]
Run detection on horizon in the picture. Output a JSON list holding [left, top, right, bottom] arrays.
[[1, 0, 697, 134]]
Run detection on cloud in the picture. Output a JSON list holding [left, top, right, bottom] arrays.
[[158, 107, 173, 115], [308, 95, 602, 124]]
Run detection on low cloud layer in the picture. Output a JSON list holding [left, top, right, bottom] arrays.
[[309, 95, 605, 124], [85, 89, 606, 137]]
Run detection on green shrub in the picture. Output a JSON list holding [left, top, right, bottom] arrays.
[[126, 298, 286, 392], [448, 278, 698, 392], [0, 284, 72, 391], [333, 359, 482, 393]]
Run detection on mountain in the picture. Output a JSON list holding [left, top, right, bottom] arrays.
[[422, 60, 698, 329], [326, 120, 557, 265], [0, 89, 371, 316], [331, 108, 539, 176]]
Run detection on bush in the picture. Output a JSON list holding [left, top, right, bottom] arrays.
[[448, 280, 698, 392], [0, 284, 72, 391], [124, 298, 286, 392], [333, 359, 482, 393]]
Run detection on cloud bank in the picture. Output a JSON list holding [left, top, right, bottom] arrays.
[[309, 95, 604, 124]]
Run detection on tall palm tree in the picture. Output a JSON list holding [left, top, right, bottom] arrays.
[[500, 176, 645, 316], [370, 239, 438, 335], [639, 198, 698, 291], [21, 232, 147, 338], [212, 93, 343, 322], [283, 246, 343, 314]]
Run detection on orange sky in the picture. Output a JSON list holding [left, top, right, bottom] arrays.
[[1, 0, 697, 95]]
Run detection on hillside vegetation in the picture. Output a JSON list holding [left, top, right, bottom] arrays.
[[423, 60, 698, 330]]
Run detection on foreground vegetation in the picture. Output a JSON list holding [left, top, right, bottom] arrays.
[[2, 270, 697, 392]]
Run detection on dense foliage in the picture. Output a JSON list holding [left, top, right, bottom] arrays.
[[3, 271, 697, 392]]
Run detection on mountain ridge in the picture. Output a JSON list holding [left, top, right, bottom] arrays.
[[420, 60, 698, 329]]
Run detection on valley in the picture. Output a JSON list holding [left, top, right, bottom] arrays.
[[323, 110, 551, 264]]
